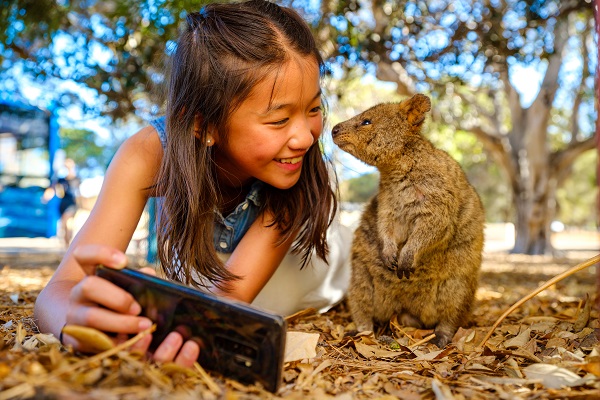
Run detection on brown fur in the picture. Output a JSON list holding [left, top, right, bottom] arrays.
[[332, 94, 485, 348]]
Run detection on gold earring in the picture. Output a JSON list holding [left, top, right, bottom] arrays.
[[207, 139, 211, 144]]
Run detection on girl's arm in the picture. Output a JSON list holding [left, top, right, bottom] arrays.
[[219, 210, 296, 303], [35, 126, 198, 364]]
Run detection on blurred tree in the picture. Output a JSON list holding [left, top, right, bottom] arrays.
[[1, 0, 595, 254], [330, 76, 513, 221], [555, 149, 597, 228], [341, 172, 379, 202], [59, 127, 119, 173], [317, 0, 596, 255], [0, 0, 210, 120]]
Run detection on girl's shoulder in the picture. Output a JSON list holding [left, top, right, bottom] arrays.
[[105, 125, 164, 193]]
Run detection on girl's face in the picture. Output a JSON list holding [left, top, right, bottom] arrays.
[[212, 56, 323, 190]]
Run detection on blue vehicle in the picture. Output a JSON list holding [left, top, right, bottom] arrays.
[[0, 101, 60, 237]]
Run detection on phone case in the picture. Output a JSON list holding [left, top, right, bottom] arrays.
[[95, 266, 286, 392]]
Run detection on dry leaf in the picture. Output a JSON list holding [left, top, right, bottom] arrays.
[[61, 325, 115, 352], [284, 331, 319, 362], [34, 333, 61, 346], [503, 327, 531, 349], [414, 347, 454, 361], [12, 322, 26, 349], [21, 336, 40, 350], [431, 378, 455, 399], [523, 363, 591, 388], [580, 356, 600, 376], [354, 342, 402, 359], [0, 252, 598, 399], [573, 294, 591, 332]]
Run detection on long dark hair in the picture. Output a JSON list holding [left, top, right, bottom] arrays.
[[156, 0, 337, 290]]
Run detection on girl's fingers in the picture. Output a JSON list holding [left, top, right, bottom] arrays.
[[70, 276, 141, 315], [130, 333, 153, 355], [153, 332, 184, 363], [72, 244, 128, 275], [174, 340, 201, 368], [66, 303, 152, 334]]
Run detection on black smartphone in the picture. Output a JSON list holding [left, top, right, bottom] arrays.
[[95, 265, 286, 392]]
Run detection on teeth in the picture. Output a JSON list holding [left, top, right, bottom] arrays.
[[277, 156, 303, 164]]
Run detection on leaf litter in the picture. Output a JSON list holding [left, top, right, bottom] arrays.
[[0, 252, 598, 399]]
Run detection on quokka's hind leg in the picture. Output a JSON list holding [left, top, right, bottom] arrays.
[[347, 226, 379, 333], [399, 312, 423, 328]]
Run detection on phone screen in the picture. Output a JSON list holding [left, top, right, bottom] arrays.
[[96, 266, 286, 392]]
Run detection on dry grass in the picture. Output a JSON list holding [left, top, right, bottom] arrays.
[[0, 250, 598, 399]]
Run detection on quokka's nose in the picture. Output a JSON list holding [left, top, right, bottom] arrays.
[[331, 124, 340, 137]]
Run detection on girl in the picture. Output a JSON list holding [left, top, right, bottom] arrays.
[[34, 0, 350, 367]]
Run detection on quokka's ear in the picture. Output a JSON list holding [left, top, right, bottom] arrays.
[[399, 94, 431, 127]]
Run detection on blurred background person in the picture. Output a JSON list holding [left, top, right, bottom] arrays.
[[54, 158, 79, 247]]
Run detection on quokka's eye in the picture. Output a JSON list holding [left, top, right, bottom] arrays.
[[361, 119, 372, 126]]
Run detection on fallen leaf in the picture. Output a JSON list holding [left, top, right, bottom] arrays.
[[431, 378, 455, 399], [414, 347, 454, 361], [573, 294, 592, 332], [284, 331, 319, 362], [503, 328, 531, 349], [33, 333, 61, 346], [61, 325, 115, 353], [580, 356, 600, 376], [354, 342, 403, 359], [523, 363, 591, 388]]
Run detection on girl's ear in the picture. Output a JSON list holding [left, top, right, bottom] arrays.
[[194, 114, 217, 146], [193, 114, 203, 140]]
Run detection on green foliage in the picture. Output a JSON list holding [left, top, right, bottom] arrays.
[[556, 150, 598, 228], [428, 127, 512, 223], [0, 0, 212, 119], [59, 127, 117, 172], [340, 172, 379, 203], [0, 0, 596, 235]]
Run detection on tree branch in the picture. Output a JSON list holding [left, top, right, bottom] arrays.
[[568, 20, 592, 144], [468, 125, 518, 189], [374, 61, 416, 97], [533, 16, 569, 109], [499, 69, 523, 133], [551, 135, 597, 180]]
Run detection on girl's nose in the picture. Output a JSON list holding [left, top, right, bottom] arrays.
[[289, 119, 316, 150]]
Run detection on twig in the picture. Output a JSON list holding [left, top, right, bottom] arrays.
[[0, 325, 156, 400], [194, 361, 222, 395], [285, 307, 317, 323], [410, 333, 436, 348], [390, 321, 417, 345], [478, 253, 600, 348]]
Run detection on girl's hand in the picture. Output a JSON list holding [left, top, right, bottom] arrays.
[[63, 244, 200, 367]]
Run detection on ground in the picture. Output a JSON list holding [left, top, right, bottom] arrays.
[[0, 234, 598, 399]]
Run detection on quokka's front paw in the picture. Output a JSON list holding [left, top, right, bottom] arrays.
[[396, 254, 415, 279], [379, 248, 398, 273], [396, 264, 415, 279]]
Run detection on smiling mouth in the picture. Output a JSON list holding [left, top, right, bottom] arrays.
[[275, 156, 303, 164]]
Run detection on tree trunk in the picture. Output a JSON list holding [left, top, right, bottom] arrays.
[[511, 175, 558, 255], [320, 0, 596, 256]]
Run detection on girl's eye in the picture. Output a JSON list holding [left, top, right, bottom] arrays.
[[361, 119, 371, 126], [270, 118, 289, 126], [310, 105, 323, 113]]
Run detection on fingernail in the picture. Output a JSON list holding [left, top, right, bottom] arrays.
[[129, 302, 142, 315], [139, 318, 152, 330], [112, 252, 127, 267]]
